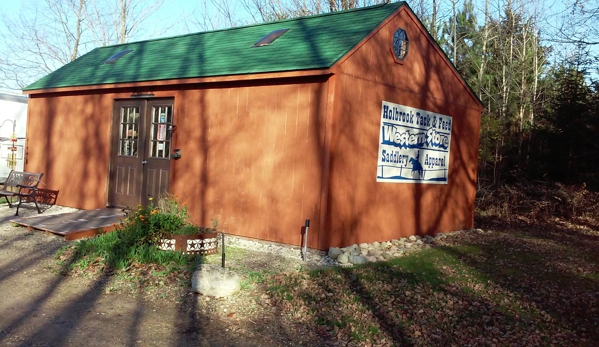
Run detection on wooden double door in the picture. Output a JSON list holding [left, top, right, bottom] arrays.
[[108, 99, 174, 208]]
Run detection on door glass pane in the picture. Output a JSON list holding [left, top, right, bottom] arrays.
[[119, 106, 139, 156], [149, 105, 172, 159]]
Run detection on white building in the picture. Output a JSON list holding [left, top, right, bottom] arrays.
[[0, 93, 27, 179]]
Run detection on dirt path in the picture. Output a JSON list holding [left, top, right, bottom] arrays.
[[0, 205, 314, 347]]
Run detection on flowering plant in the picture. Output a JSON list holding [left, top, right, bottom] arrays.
[[120, 194, 219, 244], [120, 194, 189, 245]]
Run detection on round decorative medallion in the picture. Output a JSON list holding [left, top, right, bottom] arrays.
[[393, 28, 409, 60]]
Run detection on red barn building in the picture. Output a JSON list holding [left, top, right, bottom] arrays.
[[23, 2, 483, 249]]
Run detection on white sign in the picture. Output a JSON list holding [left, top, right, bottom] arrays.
[[377, 101, 452, 184], [157, 124, 167, 141]]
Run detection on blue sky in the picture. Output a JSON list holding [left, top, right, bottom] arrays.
[[0, 0, 592, 91], [0, 0, 570, 39]]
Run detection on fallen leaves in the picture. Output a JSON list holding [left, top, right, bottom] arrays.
[[261, 221, 599, 346]]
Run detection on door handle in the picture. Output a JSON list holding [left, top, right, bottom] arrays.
[[142, 160, 147, 164]]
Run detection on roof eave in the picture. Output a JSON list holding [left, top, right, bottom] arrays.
[[23, 68, 335, 95]]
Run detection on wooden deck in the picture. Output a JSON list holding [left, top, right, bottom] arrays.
[[11, 208, 126, 240]]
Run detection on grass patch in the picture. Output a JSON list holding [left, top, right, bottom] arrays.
[[263, 229, 599, 346], [58, 230, 204, 275], [56, 195, 210, 281]]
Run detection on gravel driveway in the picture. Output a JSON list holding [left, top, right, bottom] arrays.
[[0, 204, 314, 347]]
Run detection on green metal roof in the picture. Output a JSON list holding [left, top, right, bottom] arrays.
[[24, 2, 405, 91]]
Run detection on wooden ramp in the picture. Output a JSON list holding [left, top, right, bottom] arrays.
[[11, 208, 126, 240]]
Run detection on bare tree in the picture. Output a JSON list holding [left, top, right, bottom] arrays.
[[556, 0, 599, 46], [477, 0, 491, 100], [0, 0, 168, 91], [85, 0, 166, 44], [209, 0, 241, 28], [450, 0, 459, 64], [0, 0, 88, 90]]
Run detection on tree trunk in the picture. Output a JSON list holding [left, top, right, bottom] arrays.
[[477, 0, 489, 100], [432, 0, 437, 40], [120, 0, 127, 43]]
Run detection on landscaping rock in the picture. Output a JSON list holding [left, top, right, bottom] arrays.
[[337, 252, 350, 264], [341, 244, 358, 253], [368, 249, 382, 257], [349, 255, 368, 265], [192, 264, 240, 298], [328, 247, 343, 260], [324, 228, 473, 266]]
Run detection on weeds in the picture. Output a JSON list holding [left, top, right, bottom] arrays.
[[57, 195, 206, 276], [476, 181, 599, 222]]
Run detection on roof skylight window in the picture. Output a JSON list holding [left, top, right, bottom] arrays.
[[253, 29, 289, 47], [104, 49, 133, 64]]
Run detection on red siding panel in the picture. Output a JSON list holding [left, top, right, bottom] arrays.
[[26, 78, 329, 248], [322, 8, 482, 248], [26, 94, 112, 210]]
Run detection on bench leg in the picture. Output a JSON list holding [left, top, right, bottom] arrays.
[[33, 196, 41, 214], [4, 195, 12, 208], [15, 195, 21, 216], [14, 194, 42, 216]]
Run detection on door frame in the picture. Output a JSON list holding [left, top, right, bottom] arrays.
[[107, 98, 175, 208]]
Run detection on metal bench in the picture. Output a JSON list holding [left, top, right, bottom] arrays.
[[0, 170, 44, 216]]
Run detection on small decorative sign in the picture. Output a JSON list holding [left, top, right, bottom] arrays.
[[157, 124, 167, 141], [377, 101, 452, 184]]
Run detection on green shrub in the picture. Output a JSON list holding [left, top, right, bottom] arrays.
[[57, 194, 208, 273]]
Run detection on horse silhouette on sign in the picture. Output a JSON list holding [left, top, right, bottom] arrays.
[[409, 152, 424, 179]]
